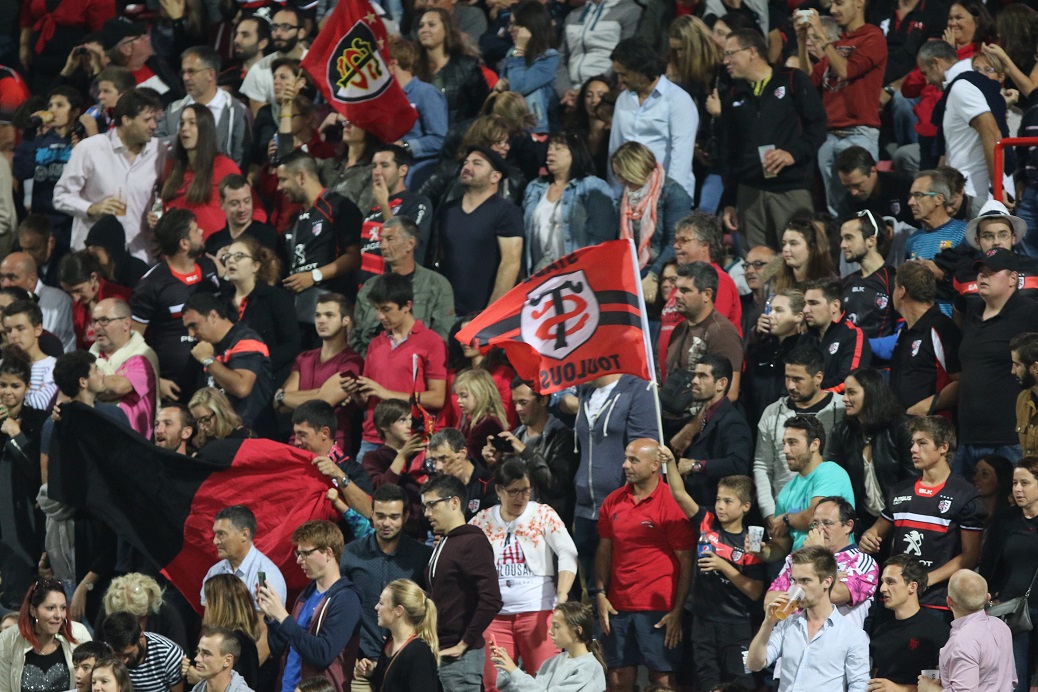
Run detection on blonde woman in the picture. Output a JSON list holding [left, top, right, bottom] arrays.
[[188, 387, 251, 449], [611, 142, 692, 304], [454, 368, 508, 461], [96, 573, 186, 650], [354, 579, 440, 692]]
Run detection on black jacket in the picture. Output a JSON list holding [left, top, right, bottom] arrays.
[[827, 414, 917, 526], [221, 281, 303, 385], [718, 65, 827, 203], [685, 398, 754, 508], [511, 415, 579, 525]]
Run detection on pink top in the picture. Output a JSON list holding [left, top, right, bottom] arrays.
[[102, 354, 156, 439]]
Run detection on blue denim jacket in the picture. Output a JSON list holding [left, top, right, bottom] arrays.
[[522, 174, 618, 270], [501, 49, 561, 134]]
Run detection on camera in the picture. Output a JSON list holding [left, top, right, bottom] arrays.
[[491, 435, 513, 453]]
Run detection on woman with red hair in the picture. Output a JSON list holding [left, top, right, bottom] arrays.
[[0, 578, 92, 692]]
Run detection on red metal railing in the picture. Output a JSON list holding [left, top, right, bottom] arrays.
[[994, 137, 1038, 200]]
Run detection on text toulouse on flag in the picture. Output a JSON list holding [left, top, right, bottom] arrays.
[[457, 239, 653, 394], [301, 0, 418, 143]]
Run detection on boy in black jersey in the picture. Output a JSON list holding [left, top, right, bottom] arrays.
[[660, 446, 765, 690], [860, 416, 986, 613], [869, 554, 949, 689]]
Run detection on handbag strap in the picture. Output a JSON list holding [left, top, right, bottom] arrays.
[[1025, 562, 1038, 598]]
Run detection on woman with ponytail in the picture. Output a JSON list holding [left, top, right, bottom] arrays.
[[491, 601, 606, 692], [354, 579, 440, 691]]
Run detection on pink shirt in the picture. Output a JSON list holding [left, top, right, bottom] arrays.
[[291, 346, 363, 452], [103, 354, 156, 439], [940, 610, 1016, 692], [361, 320, 447, 443]]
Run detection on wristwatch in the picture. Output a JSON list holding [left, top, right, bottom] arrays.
[[311, 268, 324, 284], [782, 515, 792, 528], [884, 85, 895, 96], [275, 390, 285, 404], [201, 357, 215, 370], [334, 474, 351, 489]]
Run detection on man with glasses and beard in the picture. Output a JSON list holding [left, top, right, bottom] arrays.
[[839, 211, 898, 343], [240, 7, 309, 115], [130, 210, 220, 403]]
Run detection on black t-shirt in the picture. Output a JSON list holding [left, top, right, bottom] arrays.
[[205, 322, 273, 429], [984, 510, 1038, 607], [889, 304, 962, 412], [842, 265, 898, 339], [881, 475, 986, 608], [440, 195, 523, 315], [22, 643, 70, 692], [691, 508, 766, 622], [839, 170, 916, 226], [357, 191, 434, 286], [285, 190, 363, 321], [960, 293, 1038, 445], [130, 258, 221, 395], [870, 608, 949, 684]]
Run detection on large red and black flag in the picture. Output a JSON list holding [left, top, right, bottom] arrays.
[[51, 404, 339, 613], [456, 239, 655, 394], [301, 0, 418, 143]]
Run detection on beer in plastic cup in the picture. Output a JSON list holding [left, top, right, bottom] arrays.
[[113, 187, 127, 216], [759, 145, 778, 179], [748, 526, 765, 552], [921, 670, 939, 680], [769, 585, 804, 621]]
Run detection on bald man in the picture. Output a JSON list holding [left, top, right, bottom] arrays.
[[0, 252, 74, 351], [594, 438, 696, 691], [88, 298, 159, 439], [917, 570, 1015, 692]]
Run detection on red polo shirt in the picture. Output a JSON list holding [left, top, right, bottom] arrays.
[[810, 23, 887, 130], [361, 319, 447, 443], [598, 478, 696, 612]]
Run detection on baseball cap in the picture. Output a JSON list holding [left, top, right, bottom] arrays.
[[101, 18, 149, 52], [972, 247, 1019, 273]]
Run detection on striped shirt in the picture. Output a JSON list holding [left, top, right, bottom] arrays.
[[26, 357, 56, 411], [126, 632, 184, 692]]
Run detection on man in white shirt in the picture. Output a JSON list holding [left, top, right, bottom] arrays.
[[239, 7, 308, 116], [917, 40, 1011, 209], [200, 504, 286, 607], [53, 89, 165, 261]]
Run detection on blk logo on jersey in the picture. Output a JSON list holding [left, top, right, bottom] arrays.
[[521, 270, 600, 360]]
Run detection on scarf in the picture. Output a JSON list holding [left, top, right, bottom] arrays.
[[619, 163, 665, 270]]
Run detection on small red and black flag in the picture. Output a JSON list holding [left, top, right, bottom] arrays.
[[51, 403, 339, 613], [301, 0, 418, 143], [456, 239, 655, 394]]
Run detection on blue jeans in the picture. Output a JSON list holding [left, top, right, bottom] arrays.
[[1019, 186, 1038, 258], [438, 646, 485, 692], [818, 126, 880, 214], [891, 92, 920, 146], [573, 515, 600, 592], [697, 173, 724, 215], [355, 440, 380, 466], [1012, 606, 1038, 692], [953, 444, 1023, 479]]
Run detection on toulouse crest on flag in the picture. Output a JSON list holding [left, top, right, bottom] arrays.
[[520, 270, 600, 360], [328, 21, 392, 103]]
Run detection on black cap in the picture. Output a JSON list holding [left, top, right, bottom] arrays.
[[101, 18, 148, 51], [465, 146, 508, 175], [972, 247, 1019, 273]]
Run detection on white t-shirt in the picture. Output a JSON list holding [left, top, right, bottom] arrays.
[[240, 48, 310, 106], [942, 61, 1011, 200], [497, 519, 555, 614]]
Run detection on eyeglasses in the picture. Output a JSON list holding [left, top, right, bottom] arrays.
[[220, 252, 253, 264], [974, 65, 999, 75], [908, 191, 939, 199], [90, 316, 130, 327], [422, 496, 454, 512], [195, 413, 216, 427], [502, 487, 533, 498], [294, 546, 321, 559], [808, 519, 843, 529], [722, 46, 751, 59], [978, 230, 1014, 242], [856, 209, 878, 238], [181, 67, 213, 77], [745, 260, 770, 270], [271, 22, 299, 32]]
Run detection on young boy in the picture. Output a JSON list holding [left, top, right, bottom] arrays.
[[72, 641, 112, 692], [660, 446, 765, 691], [360, 398, 427, 536]]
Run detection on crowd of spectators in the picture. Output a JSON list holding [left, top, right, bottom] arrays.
[[5, 0, 1038, 689]]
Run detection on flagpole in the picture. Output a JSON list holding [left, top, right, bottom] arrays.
[[625, 239, 665, 447]]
